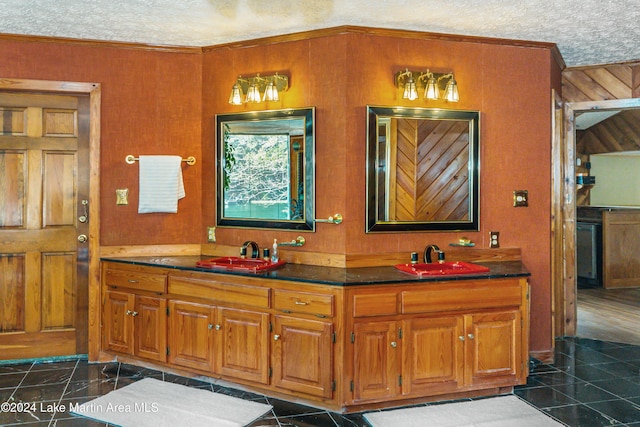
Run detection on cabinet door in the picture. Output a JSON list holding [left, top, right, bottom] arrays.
[[272, 315, 333, 399], [134, 296, 167, 363], [401, 316, 464, 396], [352, 321, 399, 402], [465, 310, 520, 387], [103, 290, 134, 355], [168, 300, 215, 371], [215, 307, 269, 384]]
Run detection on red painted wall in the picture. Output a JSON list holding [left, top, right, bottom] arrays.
[[203, 32, 557, 353], [0, 28, 559, 355], [0, 39, 203, 245]]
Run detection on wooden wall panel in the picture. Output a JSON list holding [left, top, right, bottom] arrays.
[[577, 110, 640, 154], [563, 63, 639, 103]]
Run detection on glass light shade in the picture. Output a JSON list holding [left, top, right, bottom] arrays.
[[424, 76, 439, 100], [228, 83, 243, 105], [403, 77, 418, 101], [245, 83, 261, 103], [444, 78, 459, 102], [263, 81, 279, 101]]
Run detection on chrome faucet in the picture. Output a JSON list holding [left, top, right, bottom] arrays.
[[424, 244, 445, 263], [241, 240, 260, 259]]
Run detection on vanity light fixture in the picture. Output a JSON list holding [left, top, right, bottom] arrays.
[[395, 68, 459, 102], [228, 73, 289, 105]]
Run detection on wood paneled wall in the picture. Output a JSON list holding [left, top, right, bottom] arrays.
[[563, 64, 640, 102], [564, 62, 640, 206]]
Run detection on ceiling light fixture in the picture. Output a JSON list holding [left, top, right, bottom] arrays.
[[228, 73, 289, 105], [395, 68, 459, 102]]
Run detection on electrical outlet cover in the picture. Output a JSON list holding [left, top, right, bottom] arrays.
[[489, 231, 500, 248]]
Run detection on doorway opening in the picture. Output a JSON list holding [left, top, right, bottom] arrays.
[[559, 97, 640, 346]]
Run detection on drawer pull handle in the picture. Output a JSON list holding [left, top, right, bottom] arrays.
[[294, 301, 309, 305], [459, 336, 465, 341], [128, 279, 139, 283], [274, 334, 281, 341], [467, 334, 475, 340], [390, 341, 397, 348]]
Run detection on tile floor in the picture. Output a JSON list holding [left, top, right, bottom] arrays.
[[1, 337, 639, 426]]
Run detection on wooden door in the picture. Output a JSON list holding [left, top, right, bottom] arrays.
[[352, 320, 399, 402], [401, 316, 464, 396], [272, 315, 333, 399], [215, 307, 269, 384], [134, 295, 167, 363], [168, 300, 215, 371], [0, 91, 90, 360], [465, 310, 520, 387], [103, 290, 134, 355]]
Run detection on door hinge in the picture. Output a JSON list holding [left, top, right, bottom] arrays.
[[332, 331, 337, 343], [269, 322, 273, 332], [166, 347, 169, 356], [399, 375, 403, 386], [350, 380, 354, 392], [398, 327, 403, 339], [332, 380, 336, 391], [350, 332, 355, 343], [269, 367, 273, 377], [166, 307, 170, 316]]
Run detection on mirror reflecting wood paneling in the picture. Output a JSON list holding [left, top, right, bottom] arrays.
[[366, 106, 480, 232]]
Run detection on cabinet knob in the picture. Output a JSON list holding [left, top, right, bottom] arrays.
[[467, 334, 475, 340], [215, 324, 221, 331], [390, 341, 397, 348], [126, 310, 133, 316], [274, 334, 281, 341], [459, 336, 465, 341], [131, 311, 138, 317]]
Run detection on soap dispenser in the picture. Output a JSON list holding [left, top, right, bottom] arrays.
[[271, 238, 279, 263]]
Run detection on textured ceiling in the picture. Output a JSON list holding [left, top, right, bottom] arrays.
[[0, 0, 639, 67]]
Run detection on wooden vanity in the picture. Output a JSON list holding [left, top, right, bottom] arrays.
[[100, 257, 530, 412]]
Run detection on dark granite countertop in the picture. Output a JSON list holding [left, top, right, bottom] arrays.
[[101, 256, 530, 287]]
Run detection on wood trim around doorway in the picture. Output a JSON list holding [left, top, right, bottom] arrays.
[[559, 97, 640, 337], [0, 77, 101, 360]]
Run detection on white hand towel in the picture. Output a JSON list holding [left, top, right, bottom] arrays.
[[138, 155, 185, 213]]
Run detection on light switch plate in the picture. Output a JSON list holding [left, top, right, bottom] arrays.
[[513, 190, 528, 207], [489, 231, 500, 248]]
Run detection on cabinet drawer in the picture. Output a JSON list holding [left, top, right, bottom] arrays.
[[168, 275, 270, 309], [273, 289, 334, 317], [401, 280, 522, 314], [352, 292, 397, 317], [104, 267, 167, 293]]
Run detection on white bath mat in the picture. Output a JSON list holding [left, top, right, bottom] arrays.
[[364, 395, 564, 427], [70, 377, 272, 427]]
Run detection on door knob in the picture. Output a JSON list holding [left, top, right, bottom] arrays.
[[77, 234, 88, 243], [390, 341, 397, 348]]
